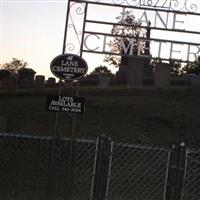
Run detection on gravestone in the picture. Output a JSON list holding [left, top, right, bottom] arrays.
[[155, 63, 170, 90], [117, 65, 127, 84], [0, 114, 7, 132], [46, 77, 56, 88], [98, 74, 110, 88], [8, 76, 17, 91], [18, 68, 36, 88], [190, 75, 200, 93], [119, 55, 150, 88], [0, 70, 12, 89], [35, 75, 45, 89]]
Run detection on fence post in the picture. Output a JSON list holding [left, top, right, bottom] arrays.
[[165, 143, 187, 200], [91, 135, 112, 200], [165, 145, 177, 200], [175, 142, 187, 200]]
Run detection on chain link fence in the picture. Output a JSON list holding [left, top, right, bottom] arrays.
[[0, 134, 96, 200], [183, 149, 200, 200], [71, 138, 97, 200], [108, 143, 170, 200], [0, 134, 52, 200], [0, 133, 199, 200]]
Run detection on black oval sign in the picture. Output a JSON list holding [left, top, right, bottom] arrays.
[[50, 54, 88, 80]]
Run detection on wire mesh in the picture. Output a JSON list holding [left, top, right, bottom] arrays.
[[0, 134, 52, 200], [71, 138, 97, 200], [108, 143, 170, 200], [0, 134, 96, 200], [183, 149, 200, 200], [1, 133, 199, 200]]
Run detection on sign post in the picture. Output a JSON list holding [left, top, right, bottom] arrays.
[[49, 52, 88, 135], [48, 53, 88, 200]]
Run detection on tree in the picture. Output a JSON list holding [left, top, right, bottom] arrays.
[[150, 59, 183, 76], [169, 60, 182, 76], [1, 58, 27, 74], [90, 65, 113, 76], [0, 70, 12, 80], [182, 56, 200, 75], [104, 10, 148, 67]]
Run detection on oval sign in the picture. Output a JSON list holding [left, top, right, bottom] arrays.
[[50, 54, 88, 80]]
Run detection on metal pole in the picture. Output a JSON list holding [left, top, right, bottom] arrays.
[[80, 2, 88, 57], [48, 0, 71, 195], [163, 149, 172, 200], [175, 142, 187, 200], [165, 144, 176, 200], [47, 0, 73, 199], [65, 81, 79, 198], [62, 0, 72, 54], [105, 140, 114, 200], [47, 82, 62, 200], [90, 137, 100, 200], [65, 1, 88, 193]]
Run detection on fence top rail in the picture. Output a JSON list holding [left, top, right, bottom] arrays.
[[0, 132, 53, 141], [187, 149, 200, 155], [72, 137, 97, 143], [0, 133, 97, 144], [0, 133, 199, 152], [113, 142, 169, 152]]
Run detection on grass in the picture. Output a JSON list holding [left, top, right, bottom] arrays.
[[0, 86, 200, 148]]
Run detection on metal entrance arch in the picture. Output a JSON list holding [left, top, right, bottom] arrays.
[[63, 0, 200, 64]]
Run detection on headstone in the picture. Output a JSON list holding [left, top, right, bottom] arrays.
[[121, 55, 150, 88], [155, 63, 170, 90], [0, 70, 12, 89], [98, 74, 110, 88], [35, 75, 45, 89], [46, 77, 56, 88], [8, 76, 17, 91], [18, 68, 36, 88], [117, 64, 127, 84], [190, 75, 200, 93], [0, 114, 7, 132]]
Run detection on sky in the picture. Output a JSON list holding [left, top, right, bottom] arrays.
[[1, 0, 200, 79], [1, 0, 69, 78], [0, 0, 115, 79]]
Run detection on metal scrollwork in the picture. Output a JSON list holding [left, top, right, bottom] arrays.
[[170, 0, 185, 11], [146, 0, 153, 6], [112, 0, 126, 5], [65, 2, 87, 54], [77, 31, 82, 36], [70, 2, 85, 15], [185, 1, 198, 13], [126, 0, 141, 6], [66, 43, 75, 52], [80, 0, 200, 14], [68, 23, 73, 29]]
